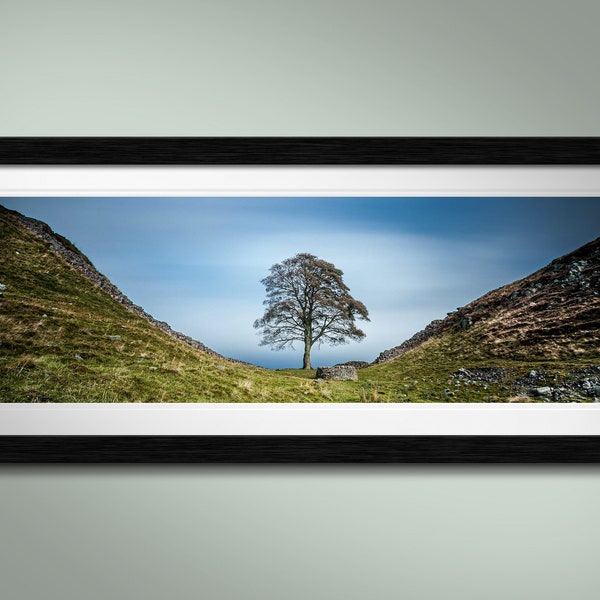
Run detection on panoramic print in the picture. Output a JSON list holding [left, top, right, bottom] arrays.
[[0, 196, 598, 403]]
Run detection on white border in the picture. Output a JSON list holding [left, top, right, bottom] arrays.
[[0, 404, 599, 435], [2, 165, 600, 196], [1, 165, 599, 435]]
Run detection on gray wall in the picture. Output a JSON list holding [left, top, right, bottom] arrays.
[[2, 466, 600, 600], [1, 0, 599, 135], [1, 2, 599, 599]]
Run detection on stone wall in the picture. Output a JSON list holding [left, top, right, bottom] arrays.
[[372, 319, 444, 364], [315, 365, 358, 381]]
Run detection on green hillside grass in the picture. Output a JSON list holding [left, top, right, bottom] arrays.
[[0, 207, 410, 403], [1, 206, 598, 403], [0, 209, 355, 402], [364, 332, 599, 403]]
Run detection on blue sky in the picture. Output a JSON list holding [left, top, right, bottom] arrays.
[[3, 196, 599, 368]]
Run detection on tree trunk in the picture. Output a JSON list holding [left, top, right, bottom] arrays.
[[302, 342, 312, 370]]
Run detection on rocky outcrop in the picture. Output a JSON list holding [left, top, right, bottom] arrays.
[[315, 365, 358, 381], [335, 360, 370, 369], [7, 208, 246, 364], [372, 319, 444, 364], [373, 237, 600, 365], [449, 365, 600, 402]]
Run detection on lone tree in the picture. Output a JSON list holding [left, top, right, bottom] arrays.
[[254, 253, 370, 369]]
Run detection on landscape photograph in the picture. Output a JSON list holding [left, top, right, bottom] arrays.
[[0, 196, 598, 403]]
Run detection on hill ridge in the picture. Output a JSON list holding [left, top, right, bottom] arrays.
[[3, 205, 243, 364], [374, 236, 600, 364]]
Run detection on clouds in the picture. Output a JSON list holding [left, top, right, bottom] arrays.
[[122, 226, 537, 366], [3, 196, 599, 368]]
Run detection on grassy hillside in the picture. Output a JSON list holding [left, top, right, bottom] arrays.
[[0, 206, 363, 402], [366, 237, 600, 402], [364, 333, 600, 402], [1, 205, 598, 403]]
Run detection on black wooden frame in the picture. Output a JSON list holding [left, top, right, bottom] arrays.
[[1, 136, 600, 164], [1, 436, 600, 463], [1, 136, 599, 462]]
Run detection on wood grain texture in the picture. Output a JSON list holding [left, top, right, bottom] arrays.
[[1, 137, 600, 164], [0, 436, 599, 463]]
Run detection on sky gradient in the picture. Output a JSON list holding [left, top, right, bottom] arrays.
[[3, 196, 599, 368]]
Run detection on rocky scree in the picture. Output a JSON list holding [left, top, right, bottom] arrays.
[[449, 365, 600, 402]]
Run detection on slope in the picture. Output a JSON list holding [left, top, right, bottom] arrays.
[[364, 238, 600, 402], [0, 205, 347, 402]]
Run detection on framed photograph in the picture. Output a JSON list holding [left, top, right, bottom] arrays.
[[0, 137, 599, 462]]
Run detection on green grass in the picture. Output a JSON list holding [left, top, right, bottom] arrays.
[[361, 332, 600, 403], [1, 206, 598, 403], [0, 209, 371, 402]]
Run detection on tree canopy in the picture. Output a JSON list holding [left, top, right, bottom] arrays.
[[254, 253, 369, 369]]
